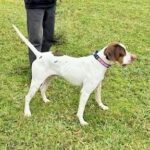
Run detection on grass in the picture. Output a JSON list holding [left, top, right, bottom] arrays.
[[0, 0, 150, 149]]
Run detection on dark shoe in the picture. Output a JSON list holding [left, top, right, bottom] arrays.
[[51, 35, 65, 45]]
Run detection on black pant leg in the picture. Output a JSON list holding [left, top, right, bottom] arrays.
[[26, 9, 45, 65], [41, 6, 56, 52]]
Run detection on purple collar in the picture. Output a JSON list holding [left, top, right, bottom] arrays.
[[93, 51, 111, 68]]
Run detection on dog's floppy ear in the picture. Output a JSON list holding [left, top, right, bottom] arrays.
[[104, 44, 116, 61]]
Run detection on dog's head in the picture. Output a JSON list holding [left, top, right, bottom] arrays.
[[104, 42, 137, 66]]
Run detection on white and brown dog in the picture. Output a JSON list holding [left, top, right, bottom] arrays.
[[13, 25, 136, 125]]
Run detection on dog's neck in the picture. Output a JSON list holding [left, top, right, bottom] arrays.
[[95, 47, 113, 68]]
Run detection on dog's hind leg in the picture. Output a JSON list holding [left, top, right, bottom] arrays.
[[40, 77, 51, 103], [24, 60, 54, 116], [24, 79, 44, 117]]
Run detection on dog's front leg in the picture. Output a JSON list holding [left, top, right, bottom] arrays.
[[95, 83, 109, 110], [77, 90, 91, 125]]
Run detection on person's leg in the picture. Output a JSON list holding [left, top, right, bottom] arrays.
[[26, 9, 45, 65], [41, 6, 56, 52]]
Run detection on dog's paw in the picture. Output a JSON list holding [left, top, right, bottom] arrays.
[[43, 98, 50, 103], [24, 111, 31, 117], [101, 105, 109, 110], [80, 120, 89, 126], [77, 115, 89, 126]]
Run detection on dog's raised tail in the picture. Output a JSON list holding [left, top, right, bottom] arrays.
[[12, 24, 41, 58]]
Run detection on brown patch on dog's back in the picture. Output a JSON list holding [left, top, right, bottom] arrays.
[[53, 50, 64, 56]]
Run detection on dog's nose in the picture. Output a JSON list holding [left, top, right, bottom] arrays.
[[131, 54, 137, 61]]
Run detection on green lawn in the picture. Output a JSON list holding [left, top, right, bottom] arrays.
[[0, 0, 150, 149]]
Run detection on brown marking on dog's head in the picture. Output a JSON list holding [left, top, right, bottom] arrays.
[[104, 42, 126, 64]]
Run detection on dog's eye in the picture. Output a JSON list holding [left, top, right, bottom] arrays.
[[119, 53, 124, 57]]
